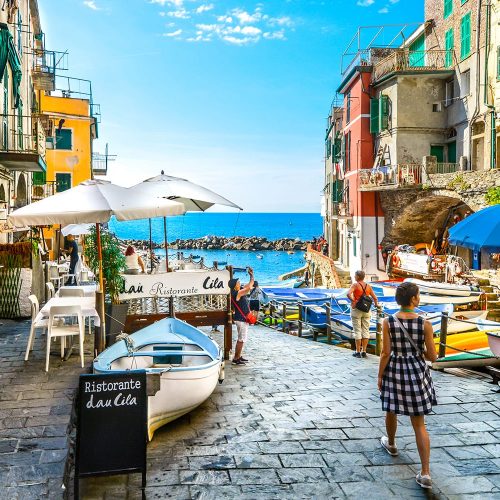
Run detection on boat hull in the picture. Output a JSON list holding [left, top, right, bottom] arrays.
[[486, 332, 500, 357]]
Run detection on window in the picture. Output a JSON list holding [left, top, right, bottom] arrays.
[[409, 34, 425, 67], [460, 70, 470, 96], [497, 46, 500, 80], [326, 137, 332, 159], [432, 103, 442, 112], [445, 28, 454, 67], [370, 98, 380, 134], [55, 173, 72, 193], [369, 96, 389, 134], [17, 100, 23, 150], [445, 78, 455, 106], [333, 132, 342, 162], [444, 0, 453, 19], [460, 13, 471, 59], [32, 172, 46, 186], [55, 128, 72, 150], [2, 66, 8, 151], [447, 141, 457, 163], [17, 10, 22, 55], [346, 92, 351, 124]]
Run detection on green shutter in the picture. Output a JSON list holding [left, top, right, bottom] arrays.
[[17, 99, 23, 149], [445, 29, 454, 67], [326, 137, 331, 159], [32, 171, 46, 186], [379, 95, 389, 131], [333, 133, 342, 162], [409, 34, 425, 67], [497, 46, 500, 79], [370, 98, 380, 134], [460, 13, 471, 59], [447, 141, 457, 163], [55, 129, 72, 150], [444, 0, 453, 19], [56, 173, 71, 192]]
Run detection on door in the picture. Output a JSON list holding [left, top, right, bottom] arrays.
[[430, 145, 444, 162], [447, 141, 457, 163], [55, 173, 72, 192], [409, 34, 425, 67]]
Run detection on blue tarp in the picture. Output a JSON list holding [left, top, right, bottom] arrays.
[[448, 205, 500, 252]]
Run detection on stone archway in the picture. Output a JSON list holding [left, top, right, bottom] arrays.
[[15, 174, 27, 208], [0, 183, 5, 203]]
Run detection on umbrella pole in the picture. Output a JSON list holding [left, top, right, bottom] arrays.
[[163, 216, 169, 272], [95, 223, 106, 355], [149, 219, 153, 273]]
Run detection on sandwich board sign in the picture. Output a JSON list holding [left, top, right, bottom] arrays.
[[75, 371, 147, 499]]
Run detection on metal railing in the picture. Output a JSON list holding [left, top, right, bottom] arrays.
[[1, 114, 46, 157], [31, 49, 68, 91], [373, 49, 450, 81], [358, 164, 423, 190], [31, 181, 56, 201], [331, 201, 352, 218], [427, 162, 460, 174]]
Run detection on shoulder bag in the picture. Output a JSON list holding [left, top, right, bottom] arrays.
[[231, 296, 257, 325], [355, 283, 373, 313]]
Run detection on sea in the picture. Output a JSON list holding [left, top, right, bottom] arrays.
[[109, 213, 322, 284]]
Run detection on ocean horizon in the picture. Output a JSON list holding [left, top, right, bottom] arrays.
[[110, 213, 322, 283]]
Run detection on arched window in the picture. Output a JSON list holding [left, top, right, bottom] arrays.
[[15, 174, 27, 208]]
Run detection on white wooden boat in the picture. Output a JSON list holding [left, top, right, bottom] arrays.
[[447, 310, 489, 334], [477, 319, 500, 357], [93, 317, 223, 440], [404, 278, 482, 297]]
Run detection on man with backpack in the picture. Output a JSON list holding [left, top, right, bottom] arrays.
[[347, 270, 379, 358]]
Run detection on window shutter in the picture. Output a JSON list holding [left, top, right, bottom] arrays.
[[445, 29, 454, 67], [444, 0, 453, 19], [461, 13, 471, 59], [497, 46, 500, 79], [334, 134, 342, 162], [379, 95, 389, 131], [370, 98, 380, 134]]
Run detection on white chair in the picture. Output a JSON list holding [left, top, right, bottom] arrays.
[[58, 288, 85, 298], [46, 282, 55, 300], [46, 305, 85, 372], [48, 264, 63, 290], [25, 295, 49, 361]]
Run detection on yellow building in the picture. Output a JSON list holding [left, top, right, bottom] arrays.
[[33, 93, 96, 197]]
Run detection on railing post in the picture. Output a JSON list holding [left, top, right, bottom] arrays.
[[439, 312, 448, 359], [326, 303, 332, 344], [376, 305, 383, 356], [298, 301, 303, 338], [269, 301, 275, 325], [282, 303, 287, 333]]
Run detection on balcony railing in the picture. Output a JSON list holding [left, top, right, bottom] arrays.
[[331, 201, 353, 218], [358, 164, 424, 191], [31, 49, 69, 91], [426, 162, 460, 174], [31, 181, 56, 201], [373, 49, 450, 81], [1, 114, 46, 158]]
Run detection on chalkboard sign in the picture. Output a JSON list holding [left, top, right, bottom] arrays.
[[75, 372, 147, 498]]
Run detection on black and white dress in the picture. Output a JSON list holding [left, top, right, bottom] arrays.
[[380, 315, 437, 416]]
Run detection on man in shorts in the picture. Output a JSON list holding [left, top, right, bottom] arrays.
[[229, 268, 254, 365]]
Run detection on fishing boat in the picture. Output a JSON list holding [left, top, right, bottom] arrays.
[[93, 317, 223, 440], [433, 330, 489, 355], [256, 254, 264, 259], [477, 319, 500, 357], [404, 278, 482, 297], [447, 310, 489, 334], [432, 348, 500, 369]]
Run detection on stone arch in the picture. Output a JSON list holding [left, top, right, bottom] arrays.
[[386, 194, 474, 246], [0, 183, 5, 203], [15, 174, 27, 208]]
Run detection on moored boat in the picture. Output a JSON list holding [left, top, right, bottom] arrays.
[[404, 278, 482, 297], [93, 317, 223, 440]]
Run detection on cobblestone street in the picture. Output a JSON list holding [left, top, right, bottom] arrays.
[[1, 321, 500, 499]]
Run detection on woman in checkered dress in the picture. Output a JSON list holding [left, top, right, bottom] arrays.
[[378, 282, 438, 489]]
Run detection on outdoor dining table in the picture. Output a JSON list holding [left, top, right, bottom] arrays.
[[56, 284, 97, 297], [37, 296, 100, 326]]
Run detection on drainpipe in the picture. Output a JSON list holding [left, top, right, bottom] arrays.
[[484, 0, 497, 169]]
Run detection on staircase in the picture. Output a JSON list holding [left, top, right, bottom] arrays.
[[306, 246, 342, 289], [473, 271, 500, 321]]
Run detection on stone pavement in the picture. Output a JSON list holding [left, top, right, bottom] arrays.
[[1, 320, 500, 499], [0, 319, 92, 499], [79, 325, 500, 499]]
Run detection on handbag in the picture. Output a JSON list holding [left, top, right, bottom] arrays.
[[231, 297, 257, 325], [355, 283, 373, 313], [392, 315, 427, 362]]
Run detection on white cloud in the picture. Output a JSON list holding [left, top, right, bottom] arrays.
[[269, 16, 293, 28], [163, 29, 183, 37], [195, 3, 214, 14], [217, 15, 233, 23], [231, 8, 263, 24], [151, 0, 183, 6], [167, 8, 190, 19], [263, 30, 286, 40], [239, 26, 262, 36], [378, 7, 389, 13], [389, 0, 400, 3], [83, 1, 101, 10], [357, 0, 374, 6], [222, 36, 255, 45]]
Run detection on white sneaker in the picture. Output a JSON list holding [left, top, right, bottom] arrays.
[[416, 472, 432, 489], [380, 436, 398, 456]]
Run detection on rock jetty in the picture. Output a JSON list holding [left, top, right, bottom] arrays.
[[121, 236, 308, 252]]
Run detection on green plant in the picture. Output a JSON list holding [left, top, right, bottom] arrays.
[[446, 174, 470, 191], [485, 186, 500, 205], [84, 226, 126, 304], [422, 183, 431, 191]]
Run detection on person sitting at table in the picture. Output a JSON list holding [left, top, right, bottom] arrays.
[[62, 234, 79, 285], [124, 246, 145, 274]]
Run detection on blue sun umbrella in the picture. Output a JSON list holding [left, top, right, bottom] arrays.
[[448, 205, 500, 252]]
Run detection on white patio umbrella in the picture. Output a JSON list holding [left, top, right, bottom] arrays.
[[9, 179, 186, 351], [61, 223, 93, 236], [131, 171, 242, 270]]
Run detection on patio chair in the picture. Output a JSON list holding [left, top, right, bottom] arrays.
[[25, 295, 49, 361], [58, 288, 85, 298], [46, 282, 55, 300], [48, 264, 63, 290], [46, 305, 85, 372]]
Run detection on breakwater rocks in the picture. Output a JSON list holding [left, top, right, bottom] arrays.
[[121, 236, 308, 252]]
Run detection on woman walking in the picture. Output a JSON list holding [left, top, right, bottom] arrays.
[[378, 282, 438, 489]]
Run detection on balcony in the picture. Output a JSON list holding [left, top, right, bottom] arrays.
[[372, 49, 451, 82], [358, 164, 424, 191], [332, 201, 353, 219], [31, 49, 68, 91], [92, 146, 116, 177], [31, 181, 56, 201], [0, 115, 47, 172], [427, 162, 460, 175]]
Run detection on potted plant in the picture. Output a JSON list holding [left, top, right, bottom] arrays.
[[84, 226, 128, 346]]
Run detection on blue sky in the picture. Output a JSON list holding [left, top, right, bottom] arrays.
[[39, 0, 422, 212]]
